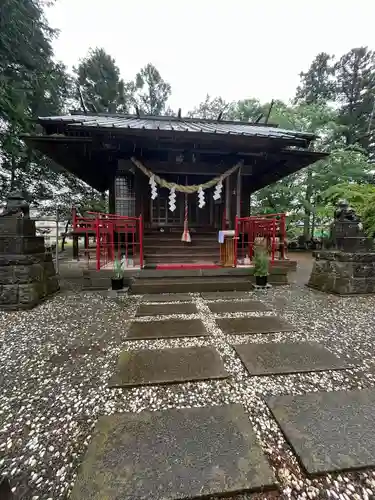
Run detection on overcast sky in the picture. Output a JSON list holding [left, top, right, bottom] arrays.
[[46, 0, 375, 113]]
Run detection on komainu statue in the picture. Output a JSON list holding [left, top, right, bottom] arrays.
[[334, 199, 360, 223], [0, 191, 30, 218]]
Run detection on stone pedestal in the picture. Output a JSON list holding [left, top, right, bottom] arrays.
[[0, 217, 59, 310], [308, 250, 375, 295]]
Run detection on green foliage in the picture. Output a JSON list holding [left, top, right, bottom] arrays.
[[0, 0, 76, 204], [295, 52, 335, 105], [74, 48, 132, 113], [334, 47, 375, 152], [188, 95, 236, 120], [253, 247, 269, 277], [134, 63, 171, 115], [323, 183, 375, 236]]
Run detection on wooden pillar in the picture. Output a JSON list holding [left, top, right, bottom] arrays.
[[108, 178, 116, 214], [73, 235, 79, 260], [134, 170, 141, 217], [225, 176, 231, 229], [236, 166, 242, 217], [229, 174, 237, 229], [241, 179, 251, 217]]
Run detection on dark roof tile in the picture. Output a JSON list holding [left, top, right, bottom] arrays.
[[39, 114, 315, 142]]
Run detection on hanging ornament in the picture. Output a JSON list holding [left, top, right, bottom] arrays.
[[149, 175, 158, 200], [168, 187, 176, 212], [213, 179, 223, 201], [198, 186, 205, 208], [181, 192, 191, 243]]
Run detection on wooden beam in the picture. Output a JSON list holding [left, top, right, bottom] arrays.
[[236, 166, 242, 217], [225, 176, 231, 229]]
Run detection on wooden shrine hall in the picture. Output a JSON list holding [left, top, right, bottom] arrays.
[[22, 112, 327, 269]]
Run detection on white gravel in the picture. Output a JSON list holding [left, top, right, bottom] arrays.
[[1, 285, 375, 499]]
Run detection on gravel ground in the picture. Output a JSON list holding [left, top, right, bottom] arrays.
[[1, 284, 375, 500]]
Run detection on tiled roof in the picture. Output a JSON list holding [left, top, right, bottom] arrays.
[[39, 114, 315, 142]]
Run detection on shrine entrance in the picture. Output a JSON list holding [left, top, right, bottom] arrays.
[[150, 176, 224, 230]]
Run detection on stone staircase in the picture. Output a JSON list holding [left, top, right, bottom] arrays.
[[129, 267, 288, 294], [143, 228, 219, 265]]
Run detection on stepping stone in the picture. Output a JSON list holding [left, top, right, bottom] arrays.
[[202, 291, 253, 300], [0, 478, 13, 500], [208, 300, 271, 314], [126, 319, 208, 340], [142, 293, 192, 302], [234, 342, 350, 376], [109, 346, 228, 387], [267, 388, 375, 474], [136, 302, 197, 317], [70, 404, 275, 500], [218, 316, 295, 335]]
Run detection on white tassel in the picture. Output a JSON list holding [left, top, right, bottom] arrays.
[[149, 175, 158, 200], [198, 186, 205, 208], [213, 179, 223, 201], [168, 187, 176, 212]]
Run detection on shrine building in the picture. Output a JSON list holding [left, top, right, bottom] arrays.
[[22, 112, 327, 269]]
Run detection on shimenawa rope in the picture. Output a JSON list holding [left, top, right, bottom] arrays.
[[130, 157, 243, 194]]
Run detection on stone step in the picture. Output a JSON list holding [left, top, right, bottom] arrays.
[[144, 243, 218, 251], [144, 234, 218, 242], [130, 277, 254, 294], [70, 405, 276, 499], [144, 254, 219, 264]]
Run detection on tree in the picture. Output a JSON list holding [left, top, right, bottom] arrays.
[[249, 101, 372, 239], [323, 182, 375, 236], [134, 63, 171, 115], [255, 102, 336, 238], [74, 48, 133, 113], [0, 0, 56, 122], [0, 0, 75, 203], [188, 95, 236, 119], [0, 0, 104, 220], [295, 52, 335, 105], [334, 47, 375, 152], [233, 98, 265, 122]]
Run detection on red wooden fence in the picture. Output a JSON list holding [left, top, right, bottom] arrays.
[[234, 213, 286, 266], [72, 208, 143, 270]]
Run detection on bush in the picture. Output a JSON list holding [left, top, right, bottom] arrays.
[[253, 247, 269, 277]]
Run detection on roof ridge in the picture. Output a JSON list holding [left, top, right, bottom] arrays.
[[65, 110, 280, 129]]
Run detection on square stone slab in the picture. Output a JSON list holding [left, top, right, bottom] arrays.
[[136, 302, 198, 317], [202, 291, 254, 300], [234, 342, 350, 376], [70, 404, 275, 500], [218, 316, 295, 335], [208, 300, 271, 314], [267, 388, 375, 474], [109, 346, 229, 387], [142, 293, 193, 302], [126, 319, 208, 340]]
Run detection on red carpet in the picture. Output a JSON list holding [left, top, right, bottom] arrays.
[[155, 263, 221, 270]]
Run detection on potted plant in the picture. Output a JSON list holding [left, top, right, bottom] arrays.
[[111, 258, 124, 290], [253, 247, 269, 287]]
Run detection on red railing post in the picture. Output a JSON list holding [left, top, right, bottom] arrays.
[[234, 216, 238, 267], [271, 219, 276, 264], [139, 215, 144, 269], [249, 218, 254, 260], [95, 215, 100, 270], [280, 214, 286, 260]]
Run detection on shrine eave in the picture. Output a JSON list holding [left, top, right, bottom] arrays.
[[21, 134, 328, 194]]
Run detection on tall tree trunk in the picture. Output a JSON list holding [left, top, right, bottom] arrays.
[[311, 209, 316, 239], [60, 218, 70, 252], [303, 168, 313, 240], [10, 154, 16, 191]]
